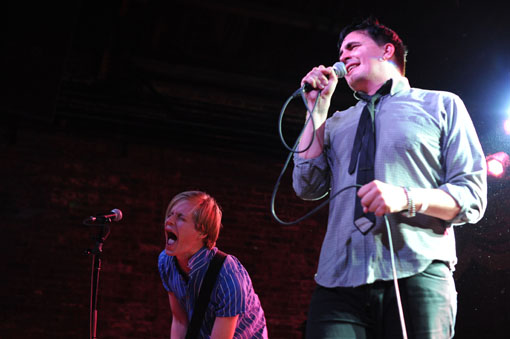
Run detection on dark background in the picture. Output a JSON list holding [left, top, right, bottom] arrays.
[[3, 0, 510, 338]]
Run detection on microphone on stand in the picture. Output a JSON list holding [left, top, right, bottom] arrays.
[[83, 208, 122, 339], [84, 209, 123, 224]]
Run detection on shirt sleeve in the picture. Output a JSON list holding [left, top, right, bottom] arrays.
[[292, 151, 332, 200], [438, 93, 487, 225], [158, 251, 172, 292]]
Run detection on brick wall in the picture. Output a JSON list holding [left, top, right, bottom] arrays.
[[2, 121, 510, 338], [1, 121, 327, 338]]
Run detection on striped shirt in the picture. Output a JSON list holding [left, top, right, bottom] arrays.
[[293, 75, 487, 288], [158, 247, 268, 338]]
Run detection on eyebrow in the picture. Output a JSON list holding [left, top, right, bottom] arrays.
[[168, 210, 186, 218], [339, 41, 360, 58]]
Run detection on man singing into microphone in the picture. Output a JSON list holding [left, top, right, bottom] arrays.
[[292, 18, 487, 338], [158, 191, 268, 338]]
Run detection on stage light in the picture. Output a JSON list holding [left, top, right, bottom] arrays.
[[504, 118, 510, 135], [488, 158, 505, 177], [486, 152, 510, 178]]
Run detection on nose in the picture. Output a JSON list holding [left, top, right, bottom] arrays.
[[165, 215, 175, 226], [164, 222, 173, 235], [339, 53, 349, 65], [339, 49, 351, 64]]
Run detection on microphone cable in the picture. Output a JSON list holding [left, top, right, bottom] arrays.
[[271, 85, 408, 339], [277, 86, 318, 154], [271, 85, 348, 225], [271, 85, 337, 225], [384, 214, 409, 339]]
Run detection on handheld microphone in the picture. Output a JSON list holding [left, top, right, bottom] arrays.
[[86, 209, 123, 223], [303, 62, 347, 92]]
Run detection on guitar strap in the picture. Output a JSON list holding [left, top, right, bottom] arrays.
[[185, 250, 227, 339]]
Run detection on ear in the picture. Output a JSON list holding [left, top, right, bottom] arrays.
[[382, 43, 396, 60]]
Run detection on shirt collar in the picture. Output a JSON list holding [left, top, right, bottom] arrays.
[[353, 75, 410, 101], [186, 246, 216, 273]]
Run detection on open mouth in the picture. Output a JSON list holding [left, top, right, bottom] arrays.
[[167, 231, 177, 245], [347, 64, 358, 74]]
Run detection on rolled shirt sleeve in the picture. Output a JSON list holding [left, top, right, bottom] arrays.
[[292, 152, 331, 201], [437, 94, 487, 225]]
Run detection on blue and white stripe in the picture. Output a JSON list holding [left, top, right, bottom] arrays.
[[158, 247, 268, 338]]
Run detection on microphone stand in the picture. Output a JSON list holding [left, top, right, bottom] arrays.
[[84, 219, 112, 339]]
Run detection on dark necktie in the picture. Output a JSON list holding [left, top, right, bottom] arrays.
[[349, 80, 392, 234]]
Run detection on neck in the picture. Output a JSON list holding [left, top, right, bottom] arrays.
[[175, 246, 205, 276], [176, 256, 191, 275], [361, 74, 399, 95], [364, 83, 386, 96], [358, 64, 402, 95]]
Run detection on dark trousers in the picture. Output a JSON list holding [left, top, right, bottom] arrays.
[[305, 261, 457, 339]]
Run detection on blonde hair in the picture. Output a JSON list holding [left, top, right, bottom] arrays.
[[165, 191, 222, 249]]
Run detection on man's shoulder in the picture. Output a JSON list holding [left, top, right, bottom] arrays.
[[158, 250, 168, 263], [220, 253, 243, 273], [217, 254, 253, 283], [408, 87, 460, 101], [158, 251, 173, 271], [329, 101, 362, 121]]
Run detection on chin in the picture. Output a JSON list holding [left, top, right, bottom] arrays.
[[345, 75, 358, 88], [165, 247, 176, 256], [347, 77, 368, 93]]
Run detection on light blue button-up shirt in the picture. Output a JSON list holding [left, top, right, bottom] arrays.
[[293, 76, 487, 288]]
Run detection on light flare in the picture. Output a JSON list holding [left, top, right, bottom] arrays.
[[486, 152, 510, 178]]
